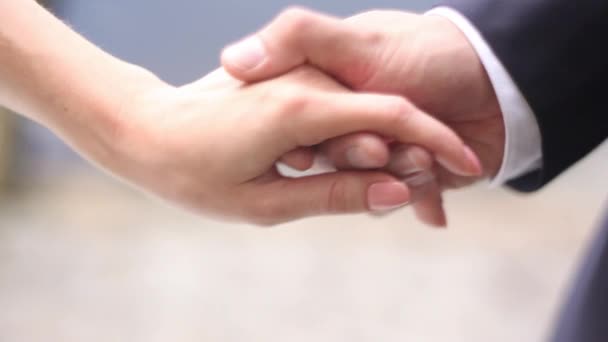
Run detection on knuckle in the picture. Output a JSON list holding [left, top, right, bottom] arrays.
[[344, 13, 387, 45], [357, 29, 386, 46], [281, 6, 313, 21], [384, 97, 414, 128], [277, 7, 314, 34], [326, 179, 348, 213], [266, 87, 297, 116], [278, 90, 310, 115], [271, 89, 313, 142]]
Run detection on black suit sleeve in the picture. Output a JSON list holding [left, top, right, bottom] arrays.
[[443, 0, 608, 191]]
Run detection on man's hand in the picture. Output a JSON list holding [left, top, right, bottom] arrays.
[[221, 8, 505, 226]]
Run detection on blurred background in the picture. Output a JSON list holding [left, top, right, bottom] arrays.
[[1, 1, 607, 341]]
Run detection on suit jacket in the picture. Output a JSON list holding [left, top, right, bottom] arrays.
[[446, 0, 608, 191], [444, 0, 608, 340]]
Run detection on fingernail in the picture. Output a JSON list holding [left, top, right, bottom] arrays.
[[223, 36, 266, 70], [436, 146, 483, 177], [346, 147, 383, 169], [367, 182, 410, 212], [464, 146, 483, 176]]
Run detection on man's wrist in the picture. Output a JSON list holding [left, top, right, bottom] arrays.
[[424, 13, 505, 179], [427, 7, 542, 186]]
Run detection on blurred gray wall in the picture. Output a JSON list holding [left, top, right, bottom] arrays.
[[23, 0, 433, 166], [50, 0, 432, 85]]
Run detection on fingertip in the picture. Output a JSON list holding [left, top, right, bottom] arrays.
[[344, 136, 390, 169], [415, 205, 448, 228], [411, 184, 447, 228], [464, 146, 484, 176], [432, 209, 448, 228]]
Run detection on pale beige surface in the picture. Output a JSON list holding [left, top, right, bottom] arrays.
[[0, 144, 606, 342]]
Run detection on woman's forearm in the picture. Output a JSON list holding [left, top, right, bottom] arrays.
[[0, 0, 166, 160], [0, 1, 483, 225]]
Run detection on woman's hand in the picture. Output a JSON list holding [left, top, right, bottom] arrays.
[[95, 66, 480, 225]]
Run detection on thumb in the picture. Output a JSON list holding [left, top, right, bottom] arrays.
[[221, 7, 379, 86], [246, 171, 410, 226]]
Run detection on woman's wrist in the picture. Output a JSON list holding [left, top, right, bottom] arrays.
[[0, 0, 173, 169], [65, 63, 173, 175]]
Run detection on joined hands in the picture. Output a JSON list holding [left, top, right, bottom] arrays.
[[0, 3, 503, 227], [222, 8, 505, 226]]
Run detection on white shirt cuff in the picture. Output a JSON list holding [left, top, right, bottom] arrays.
[[426, 7, 543, 186]]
